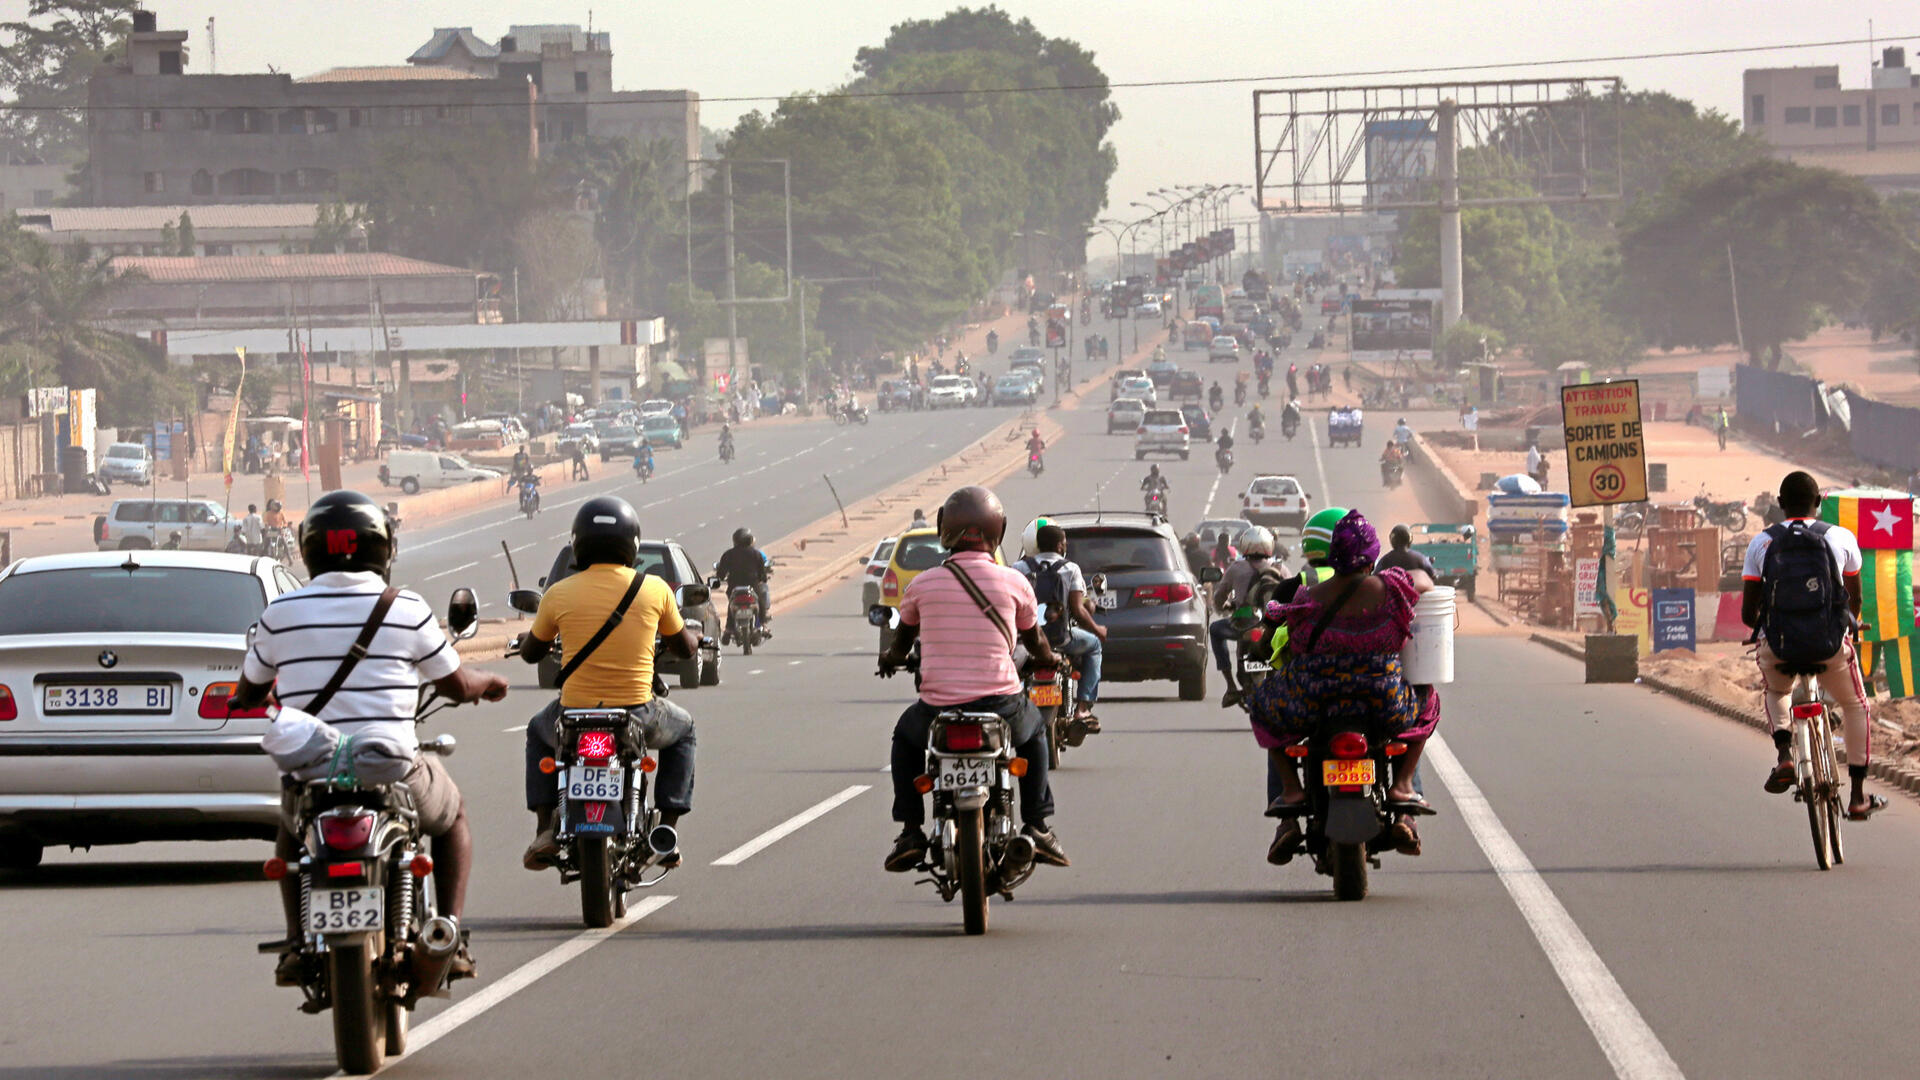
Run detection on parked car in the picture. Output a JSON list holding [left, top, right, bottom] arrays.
[[1048, 511, 1212, 701], [929, 374, 976, 408], [95, 498, 235, 551], [1135, 408, 1192, 461], [1107, 397, 1148, 434], [597, 423, 643, 460], [859, 536, 898, 612], [1117, 375, 1157, 407], [0, 550, 302, 867], [1178, 403, 1212, 441], [537, 539, 721, 690], [641, 414, 684, 450], [638, 399, 676, 419], [877, 381, 915, 411], [1170, 370, 1204, 402], [1208, 335, 1240, 363], [97, 442, 154, 486], [558, 422, 600, 456], [378, 449, 502, 495], [1239, 474, 1312, 531], [1008, 346, 1046, 367]]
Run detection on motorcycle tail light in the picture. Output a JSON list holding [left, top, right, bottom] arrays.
[[0, 685, 13, 722], [1248, 627, 1265, 643], [325, 861, 367, 880], [1791, 703, 1825, 720], [913, 775, 935, 794], [1284, 744, 1310, 758], [1009, 757, 1029, 777], [318, 814, 374, 851], [1032, 668, 1057, 682], [1329, 732, 1369, 759], [410, 854, 434, 878], [576, 730, 617, 761], [942, 722, 985, 752], [199, 682, 270, 720], [1384, 741, 1409, 757], [639, 756, 657, 773]]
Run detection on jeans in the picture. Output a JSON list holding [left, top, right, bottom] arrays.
[[1208, 617, 1237, 675], [525, 697, 696, 816], [1060, 627, 1102, 704], [891, 693, 1053, 829]]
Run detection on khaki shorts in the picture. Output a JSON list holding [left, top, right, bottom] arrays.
[[279, 754, 463, 838]]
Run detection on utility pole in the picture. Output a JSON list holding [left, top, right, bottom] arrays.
[[1437, 99, 1464, 333], [722, 161, 739, 393], [1726, 242, 1747, 357]]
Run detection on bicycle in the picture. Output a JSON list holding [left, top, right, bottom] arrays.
[[1783, 670, 1845, 870]]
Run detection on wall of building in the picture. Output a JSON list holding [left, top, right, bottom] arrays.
[[99, 273, 479, 330], [0, 162, 69, 214], [1744, 64, 1920, 151]]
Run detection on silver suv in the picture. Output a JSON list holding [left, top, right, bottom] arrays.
[[1134, 408, 1192, 460], [98, 443, 154, 485], [94, 498, 236, 551]]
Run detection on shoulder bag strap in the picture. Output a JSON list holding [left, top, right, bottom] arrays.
[[942, 557, 1017, 656], [1300, 577, 1365, 655], [303, 586, 400, 717], [557, 571, 648, 685]]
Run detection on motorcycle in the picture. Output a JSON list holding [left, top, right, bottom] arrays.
[[263, 526, 296, 568], [1024, 654, 1084, 770], [833, 403, 870, 426], [719, 439, 736, 463], [537, 707, 680, 928], [516, 475, 541, 519], [1144, 489, 1168, 518], [1208, 390, 1225, 413], [986, 331, 999, 355], [1273, 713, 1435, 901], [868, 633, 1037, 936], [721, 582, 766, 655], [634, 455, 654, 483], [1028, 451, 1045, 478], [1216, 446, 1234, 475], [1234, 382, 1248, 406], [1257, 374, 1271, 399], [1249, 421, 1265, 445], [1282, 412, 1299, 441], [1692, 490, 1750, 533], [1230, 607, 1272, 697], [1381, 459, 1404, 489], [265, 590, 480, 1074]]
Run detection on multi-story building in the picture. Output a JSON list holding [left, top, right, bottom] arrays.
[[1743, 48, 1920, 193], [17, 203, 327, 256]]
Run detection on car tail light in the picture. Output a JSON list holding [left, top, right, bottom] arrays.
[[1166, 583, 1194, 603], [93, 516, 106, 544], [0, 685, 13, 722], [1329, 732, 1369, 759], [1791, 703, 1825, 719], [942, 722, 985, 752], [1136, 426, 1146, 435], [576, 730, 617, 762], [318, 813, 374, 851], [881, 569, 899, 598], [1134, 583, 1193, 605], [199, 682, 269, 720], [1178, 426, 1189, 435]]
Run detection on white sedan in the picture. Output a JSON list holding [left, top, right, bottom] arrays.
[[929, 374, 976, 408], [1133, 301, 1164, 320], [0, 551, 300, 868]]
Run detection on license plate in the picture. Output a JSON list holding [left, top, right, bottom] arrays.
[[1096, 593, 1119, 610], [565, 765, 624, 802], [1242, 659, 1272, 672], [306, 885, 384, 933], [937, 757, 995, 790], [1322, 759, 1376, 786], [1029, 683, 1063, 707], [43, 683, 173, 714]]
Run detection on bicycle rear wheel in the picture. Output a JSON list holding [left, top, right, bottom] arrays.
[[1795, 720, 1832, 871], [1819, 712, 1845, 866]]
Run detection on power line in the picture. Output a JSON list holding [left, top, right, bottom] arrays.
[[0, 31, 1915, 113]]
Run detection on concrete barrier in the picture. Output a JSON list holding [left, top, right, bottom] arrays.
[[1406, 431, 1481, 524]]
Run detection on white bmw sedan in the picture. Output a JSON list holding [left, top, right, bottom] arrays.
[[0, 550, 301, 869]]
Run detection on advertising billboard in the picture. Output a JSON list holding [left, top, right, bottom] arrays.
[[1348, 298, 1434, 363], [1364, 119, 1437, 209]]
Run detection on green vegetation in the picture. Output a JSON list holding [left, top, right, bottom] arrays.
[[0, 0, 141, 164]]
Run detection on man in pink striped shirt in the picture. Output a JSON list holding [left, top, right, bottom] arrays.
[[878, 486, 1069, 872]]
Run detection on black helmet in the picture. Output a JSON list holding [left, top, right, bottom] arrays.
[[571, 496, 640, 567], [298, 490, 394, 577], [732, 527, 754, 548]]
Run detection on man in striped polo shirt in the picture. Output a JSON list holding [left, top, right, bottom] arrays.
[[877, 486, 1069, 872]]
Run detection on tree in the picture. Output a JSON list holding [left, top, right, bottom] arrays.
[[310, 199, 367, 254], [343, 125, 541, 273], [174, 211, 195, 256], [1619, 159, 1910, 367], [0, 0, 141, 162], [1438, 321, 1504, 367], [545, 136, 685, 316], [1397, 152, 1574, 330]]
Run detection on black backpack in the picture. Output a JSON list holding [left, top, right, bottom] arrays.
[[1758, 521, 1851, 667], [1021, 556, 1073, 648]]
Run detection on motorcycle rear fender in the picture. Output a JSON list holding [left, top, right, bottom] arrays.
[[1324, 795, 1383, 845], [951, 788, 990, 811]]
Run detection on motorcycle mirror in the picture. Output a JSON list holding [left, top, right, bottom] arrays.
[[423, 733, 457, 757], [679, 583, 710, 608], [1198, 566, 1224, 584], [508, 588, 542, 615], [867, 604, 893, 628], [447, 588, 479, 639]]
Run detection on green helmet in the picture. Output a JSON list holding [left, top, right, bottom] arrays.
[[1300, 506, 1350, 563]]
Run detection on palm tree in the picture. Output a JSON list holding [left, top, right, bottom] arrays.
[[0, 228, 148, 391]]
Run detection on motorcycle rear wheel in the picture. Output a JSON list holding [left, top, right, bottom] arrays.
[[1045, 710, 1062, 771], [957, 806, 989, 935], [1330, 841, 1369, 901], [579, 836, 617, 928], [328, 937, 388, 1074]]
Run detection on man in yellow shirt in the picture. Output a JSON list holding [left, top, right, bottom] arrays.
[[516, 496, 701, 870]]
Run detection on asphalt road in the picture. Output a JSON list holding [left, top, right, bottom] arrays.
[[6, 321, 1917, 1078]]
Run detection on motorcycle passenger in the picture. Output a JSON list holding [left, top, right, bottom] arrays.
[[1381, 438, 1405, 484], [1016, 519, 1106, 728], [1247, 404, 1266, 439], [1026, 428, 1046, 468], [1249, 510, 1439, 865], [879, 486, 1069, 871], [1744, 470, 1880, 820], [1208, 526, 1279, 708], [233, 490, 509, 982], [1216, 429, 1235, 456], [714, 527, 772, 637], [1393, 417, 1413, 450], [518, 497, 701, 870]]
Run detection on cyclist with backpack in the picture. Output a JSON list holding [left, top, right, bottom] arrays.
[[1016, 519, 1105, 729], [1740, 471, 1884, 820]]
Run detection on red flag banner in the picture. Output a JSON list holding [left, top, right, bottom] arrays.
[[298, 343, 312, 482], [1822, 489, 1915, 552]]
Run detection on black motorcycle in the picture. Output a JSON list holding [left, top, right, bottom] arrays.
[[1273, 717, 1435, 901], [1381, 459, 1404, 489], [1692, 491, 1749, 533], [538, 707, 680, 927], [1216, 446, 1234, 475], [1282, 412, 1299, 441]]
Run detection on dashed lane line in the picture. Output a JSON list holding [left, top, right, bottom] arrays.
[[711, 785, 871, 866], [423, 560, 477, 581]]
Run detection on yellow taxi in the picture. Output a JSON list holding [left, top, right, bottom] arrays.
[[877, 527, 1003, 608]]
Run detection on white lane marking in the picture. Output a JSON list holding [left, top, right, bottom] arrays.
[[1426, 736, 1683, 1080], [347, 895, 677, 1076], [501, 724, 527, 733], [1202, 418, 1237, 519], [787, 659, 804, 666], [712, 785, 871, 866], [424, 560, 477, 581], [1308, 417, 1330, 510], [748, 668, 765, 676]]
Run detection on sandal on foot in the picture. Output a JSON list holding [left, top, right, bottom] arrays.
[[1763, 763, 1796, 794], [1267, 821, 1304, 866], [1389, 818, 1422, 857], [1264, 796, 1310, 819], [1847, 794, 1889, 821], [1384, 796, 1436, 816]]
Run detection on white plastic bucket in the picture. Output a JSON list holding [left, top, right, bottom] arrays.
[[1401, 586, 1456, 685]]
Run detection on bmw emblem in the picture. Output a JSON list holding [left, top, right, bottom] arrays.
[[98, 650, 118, 669]]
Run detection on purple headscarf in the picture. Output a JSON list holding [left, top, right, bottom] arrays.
[[1327, 510, 1380, 575]]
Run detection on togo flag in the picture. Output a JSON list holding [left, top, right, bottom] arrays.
[[1858, 548, 1915, 643], [1821, 488, 1914, 551], [1872, 636, 1920, 699]]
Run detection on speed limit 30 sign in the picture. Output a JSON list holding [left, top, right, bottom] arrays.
[[1560, 380, 1647, 508]]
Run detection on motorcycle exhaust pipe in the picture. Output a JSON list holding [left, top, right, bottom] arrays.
[[1000, 833, 1035, 875], [645, 824, 679, 865], [409, 915, 461, 999]]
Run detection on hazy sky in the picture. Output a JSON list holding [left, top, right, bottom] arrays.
[[93, 0, 1909, 221]]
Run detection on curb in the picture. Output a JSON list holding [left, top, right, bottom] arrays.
[[1526, 633, 1920, 800]]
